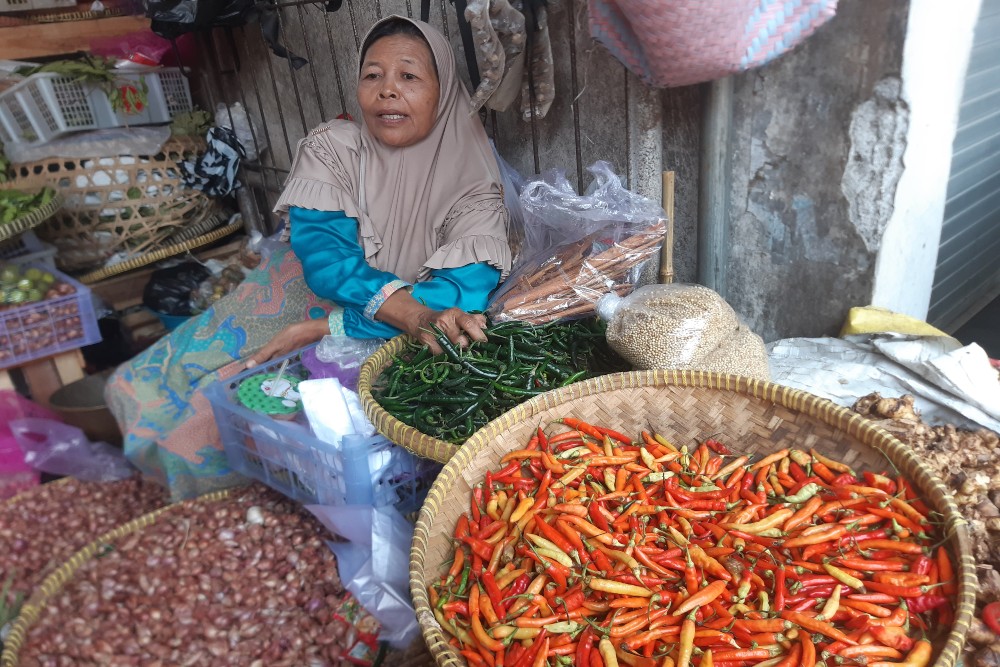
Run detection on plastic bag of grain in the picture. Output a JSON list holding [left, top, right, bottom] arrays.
[[597, 284, 770, 380]]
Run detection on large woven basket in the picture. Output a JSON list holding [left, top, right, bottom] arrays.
[[358, 334, 460, 463], [0, 488, 231, 666], [3, 137, 218, 273], [410, 371, 977, 667]]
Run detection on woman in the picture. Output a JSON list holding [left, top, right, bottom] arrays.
[[106, 15, 511, 500]]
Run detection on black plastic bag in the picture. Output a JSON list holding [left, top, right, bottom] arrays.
[[143, 262, 212, 316], [145, 0, 308, 68]]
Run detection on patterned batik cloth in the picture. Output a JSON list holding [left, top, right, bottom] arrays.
[[105, 245, 334, 501]]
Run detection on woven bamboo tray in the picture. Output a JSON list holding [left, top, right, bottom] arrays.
[[358, 334, 460, 463], [0, 488, 231, 667], [75, 217, 243, 284], [0, 192, 63, 245], [409, 371, 978, 667]]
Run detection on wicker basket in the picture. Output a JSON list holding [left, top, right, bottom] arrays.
[[0, 488, 231, 666], [358, 334, 460, 463], [409, 371, 978, 667], [2, 137, 218, 273]]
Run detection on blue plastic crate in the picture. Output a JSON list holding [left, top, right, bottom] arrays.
[[0, 263, 101, 370], [205, 346, 441, 511]]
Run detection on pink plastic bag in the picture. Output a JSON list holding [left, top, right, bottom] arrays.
[[0, 391, 58, 499]]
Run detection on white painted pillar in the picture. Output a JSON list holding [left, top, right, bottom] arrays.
[[873, 0, 982, 318]]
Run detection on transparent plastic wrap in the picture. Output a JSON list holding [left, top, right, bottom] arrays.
[[597, 283, 770, 380], [305, 504, 420, 649], [487, 161, 666, 324], [302, 335, 386, 390], [10, 418, 135, 483]]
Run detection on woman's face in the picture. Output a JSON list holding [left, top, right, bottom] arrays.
[[358, 34, 440, 148]]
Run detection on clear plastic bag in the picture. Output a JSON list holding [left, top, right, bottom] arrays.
[[598, 283, 770, 380], [10, 418, 135, 483], [305, 505, 420, 649], [487, 161, 667, 324], [0, 391, 57, 499]]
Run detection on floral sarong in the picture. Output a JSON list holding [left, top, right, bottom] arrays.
[[105, 245, 334, 501]]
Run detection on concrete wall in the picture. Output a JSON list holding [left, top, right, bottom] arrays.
[[724, 0, 911, 343], [722, 0, 979, 342]]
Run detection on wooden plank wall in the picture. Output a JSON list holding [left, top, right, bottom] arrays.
[[194, 0, 702, 284]]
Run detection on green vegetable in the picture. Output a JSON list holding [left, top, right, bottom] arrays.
[[170, 107, 214, 137], [16, 55, 149, 116], [0, 187, 57, 225], [373, 319, 629, 443]]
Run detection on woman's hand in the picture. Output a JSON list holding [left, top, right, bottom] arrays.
[[411, 307, 488, 355], [245, 318, 329, 369], [375, 289, 487, 355]]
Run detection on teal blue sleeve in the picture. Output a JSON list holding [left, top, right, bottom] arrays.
[[343, 264, 502, 339], [289, 206, 502, 339], [289, 207, 398, 311]]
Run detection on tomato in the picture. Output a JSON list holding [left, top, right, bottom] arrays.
[[984, 601, 1000, 636]]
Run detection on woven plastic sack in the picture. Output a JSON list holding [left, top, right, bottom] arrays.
[[589, 0, 838, 87]]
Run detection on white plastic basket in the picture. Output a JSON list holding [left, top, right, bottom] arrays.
[[0, 68, 193, 147], [0, 0, 74, 11]]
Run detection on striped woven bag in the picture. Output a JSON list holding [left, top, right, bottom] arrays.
[[589, 0, 838, 87]]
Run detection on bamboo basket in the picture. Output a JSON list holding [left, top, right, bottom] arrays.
[[358, 334, 460, 463], [2, 137, 218, 273], [0, 488, 231, 666], [409, 371, 978, 667], [0, 191, 63, 245]]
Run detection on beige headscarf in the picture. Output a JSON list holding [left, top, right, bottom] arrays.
[[274, 15, 511, 284]]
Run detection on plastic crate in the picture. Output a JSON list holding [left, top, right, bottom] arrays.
[[0, 264, 102, 370], [0, 0, 74, 11], [0, 68, 193, 147], [206, 348, 442, 511], [0, 230, 58, 269]]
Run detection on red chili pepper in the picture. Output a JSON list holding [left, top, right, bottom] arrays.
[[492, 460, 520, 481], [484, 471, 494, 503], [576, 627, 596, 665], [830, 473, 858, 486], [454, 514, 471, 540], [531, 469, 552, 511], [774, 567, 787, 611], [506, 573, 530, 600], [588, 500, 611, 532], [463, 536, 495, 561], [907, 594, 949, 614], [471, 486, 483, 522], [788, 462, 808, 483], [983, 601, 1000, 635], [911, 555, 933, 576], [481, 570, 508, 619], [703, 438, 731, 455]]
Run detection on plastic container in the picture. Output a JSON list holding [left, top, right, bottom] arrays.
[[0, 68, 193, 148], [0, 230, 58, 269], [205, 347, 441, 511], [0, 0, 73, 13], [0, 264, 102, 370]]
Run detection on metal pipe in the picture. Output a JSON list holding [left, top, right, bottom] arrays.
[[697, 76, 733, 295]]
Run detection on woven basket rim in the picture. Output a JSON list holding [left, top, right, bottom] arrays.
[[76, 218, 242, 284], [0, 487, 234, 667], [408, 370, 978, 667], [0, 192, 63, 245], [358, 334, 462, 463]]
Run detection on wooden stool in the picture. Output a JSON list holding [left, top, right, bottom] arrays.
[[0, 349, 86, 408]]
